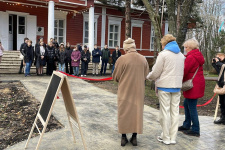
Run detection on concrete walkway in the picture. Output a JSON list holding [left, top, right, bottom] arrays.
[[1, 74, 225, 150]]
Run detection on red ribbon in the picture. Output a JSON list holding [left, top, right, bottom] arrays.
[[57, 71, 113, 81], [179, 93, 217, 108]]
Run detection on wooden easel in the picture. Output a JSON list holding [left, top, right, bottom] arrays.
[[25, 71, 87, 150]]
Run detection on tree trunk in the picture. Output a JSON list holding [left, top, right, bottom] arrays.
[[125, 0, 131, 39], [142, 0, 162, 59], [166, 0, 177, 36], [176, 0, 181, 33], [176, 0, 195, 49]]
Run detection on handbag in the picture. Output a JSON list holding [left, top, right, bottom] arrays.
[[182, 67, 199, 91], [213, 64, 225, 95], [19, 54, 24, 60]]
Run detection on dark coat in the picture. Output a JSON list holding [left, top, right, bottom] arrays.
[[101, 48, 110, 60], [65, 46, 73, 62], [212, 60, 225, 87], [22, 45, 34, 63], [92, 48, 102, 63], [57, 49, 67, 64], [20, 43, 27, 55], [183, 49, 205, 99], [35, 46, 47, 68], [81, 50, 90, 63], [112, 50, 121, 64], [78, 45, 82, 52], [46, 46, 56, 63]]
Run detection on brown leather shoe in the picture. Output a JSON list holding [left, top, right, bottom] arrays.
[[121, 137, 128, 146], [130, 136, 137, 146]]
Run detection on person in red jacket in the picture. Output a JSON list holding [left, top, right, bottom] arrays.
[[178, 39, 205, 137]]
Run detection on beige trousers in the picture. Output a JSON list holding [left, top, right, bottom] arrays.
[[158, 90, 181, 143], [92, 63, 99, 74]]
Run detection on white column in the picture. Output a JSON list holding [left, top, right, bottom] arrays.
[[48, 1, 54, 43], [88, 7, 94, 53], [101, 7, 106, 49]]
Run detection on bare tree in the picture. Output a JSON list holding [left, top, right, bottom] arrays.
[[192, 0, 224, 71], [125, 0, 131, 39]]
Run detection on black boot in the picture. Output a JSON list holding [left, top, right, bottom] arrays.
[[121, 136, 128, 146], [130, 133, 137, 146], [214, 116, 225, 124]]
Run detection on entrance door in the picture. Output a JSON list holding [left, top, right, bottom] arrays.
[[17, 16, 26, 50], [8, 15, 13, 50], [8, 15, 17, 50]]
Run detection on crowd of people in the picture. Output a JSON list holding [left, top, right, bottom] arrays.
[[18, 37, 122, 77]]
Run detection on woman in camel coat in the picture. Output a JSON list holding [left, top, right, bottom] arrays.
[[113, 38, 149, 147]]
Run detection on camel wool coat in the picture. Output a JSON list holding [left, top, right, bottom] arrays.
[[113, 49, 149, 134]]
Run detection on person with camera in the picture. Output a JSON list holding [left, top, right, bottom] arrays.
[[212, 53, 225, 124]]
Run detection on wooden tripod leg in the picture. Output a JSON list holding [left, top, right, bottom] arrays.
[[35, 123, 48, 150], [214, 96, 220, 121], [25, 116, 38, 149], [67, 113, 76, 143], [77, 121, 87, 150]]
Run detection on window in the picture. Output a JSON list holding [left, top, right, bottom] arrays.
[[109, 24, 119, 47], [84, 21, 96, 44], [54, 20, 64, 44], [18, 16, 25, 34], [150, 24, 155, 51], [108, 17, 122, 48], [9, 15, 13, 34]]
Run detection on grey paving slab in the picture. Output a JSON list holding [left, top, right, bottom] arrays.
[[1, 74, 225, 150]]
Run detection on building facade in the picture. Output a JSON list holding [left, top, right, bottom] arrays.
[[0, 0, 169, 57]]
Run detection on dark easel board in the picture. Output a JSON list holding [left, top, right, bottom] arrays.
[[25, 71, 86, 150]]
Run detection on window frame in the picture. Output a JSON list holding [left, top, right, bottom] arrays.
[[18, 16, 26, 35], [54, 19, 65, 44], [82, 13, 99, 46], [150, 24, 155, 51], [108, 17, 122, 49]]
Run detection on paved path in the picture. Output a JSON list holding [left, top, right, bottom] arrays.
[[1, 74, 225, 150]]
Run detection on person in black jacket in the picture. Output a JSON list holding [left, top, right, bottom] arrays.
[[100, 45, 111, 76], [46, 42, 56, 75], [21, 40, 34, 77], [92, 44, 102, 76], [19, 37, 29, 74], [57, 43, 67, 72], [35, 41, 47, 75], [65, 42, 73, 74], [112, 45, 121, 74], [212, 53, 225, 124], [81, 45, 90, 77]]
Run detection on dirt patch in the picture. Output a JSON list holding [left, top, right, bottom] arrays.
[[0, 81, 63, 150], [89, 80, 219, 117]]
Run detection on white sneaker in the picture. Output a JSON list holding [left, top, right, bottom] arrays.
[[81, 75, 84, 77], [157, 136, 170, 145], [84, 75, 87, 77], [170, 141, 176, 144]]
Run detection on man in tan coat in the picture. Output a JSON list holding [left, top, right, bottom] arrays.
[[113, 38, 149, 147]]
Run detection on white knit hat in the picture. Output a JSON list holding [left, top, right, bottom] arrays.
[[123, 38, 136, 51]]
